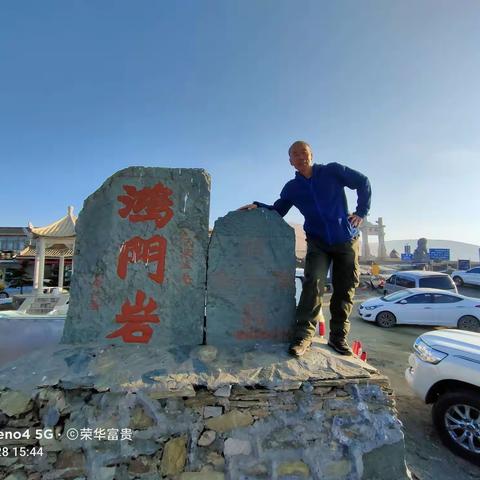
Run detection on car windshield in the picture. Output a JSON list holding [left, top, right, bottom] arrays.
[[381, 290, 412, 302]]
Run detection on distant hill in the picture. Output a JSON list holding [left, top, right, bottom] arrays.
[[370, 239, 480, 261], [289, 223, 479, 261]]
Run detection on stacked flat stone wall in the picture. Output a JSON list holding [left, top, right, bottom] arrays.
[[0, 378, 406, 480], [0, 342, 409, 480]]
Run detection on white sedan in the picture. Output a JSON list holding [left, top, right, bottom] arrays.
[[359, 288, 480, 331]]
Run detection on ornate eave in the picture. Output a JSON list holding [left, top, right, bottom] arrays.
[[29, 206, 77, 238]]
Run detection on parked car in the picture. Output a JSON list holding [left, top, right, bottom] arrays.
[[295, 267, 332, 296], [451, 267, 480, 287], [359, 288, 480, 331], [0, 282, 34, 298], [383, 270, 457, 295], [0, 279, 53, 298], [405, 329, 480, 465], [295, 268, 304, 305]]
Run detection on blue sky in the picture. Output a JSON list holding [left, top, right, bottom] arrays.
[[1, 1, 479, 245]]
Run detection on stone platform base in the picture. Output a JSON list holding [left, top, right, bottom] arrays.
[[0, 340, 410, 479]]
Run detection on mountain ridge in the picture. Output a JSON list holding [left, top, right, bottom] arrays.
[[371, 239, 480, 261], [289, 223, 479, 261]]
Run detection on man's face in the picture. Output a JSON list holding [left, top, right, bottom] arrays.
[[289, 143, 313, 174]]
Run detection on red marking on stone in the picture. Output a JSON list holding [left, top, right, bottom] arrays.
[[106, 290, 160, 344], [182, 273, 193, 285], [180, 229, 194, 273], [272, 270, 291, 289], [240, 238, 265, 257], [234, 328, 291, 341], [210, 270, 235, 289], [234, 303, 291, 341], [180, 230, 194, 257], [117, 183, 174, 228], [117, 235, 167, 284], [90, 274, 103, 310], [93, 274, 103, 289]]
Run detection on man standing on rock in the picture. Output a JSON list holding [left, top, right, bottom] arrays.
[[239, 141, 371, 357]]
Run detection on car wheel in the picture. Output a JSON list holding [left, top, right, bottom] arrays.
[[458, 316, 480, 332], [0, 291, 9, 299], [375, 311, 396, 328], [432, 390, 480, 466], [453, 276, 464, 287]]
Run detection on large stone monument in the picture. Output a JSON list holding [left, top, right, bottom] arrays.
[[413, 237, 430, 263], [206, 209, 296, 345], [62, 167, 211, 346], [0, 168, 409, 480]]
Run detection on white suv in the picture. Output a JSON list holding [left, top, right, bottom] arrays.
[[405, 329, 480, 465], [451, 267, 480, 287]]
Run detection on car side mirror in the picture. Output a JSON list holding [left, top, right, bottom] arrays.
[[399, 300, 407, 304]]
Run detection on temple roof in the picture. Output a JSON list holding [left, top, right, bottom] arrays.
[[17, 245, 74, 259], [0, 227, 28, 237], [29, 207, 77, 238]]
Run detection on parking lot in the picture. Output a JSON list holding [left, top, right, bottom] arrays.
[[330, 285, 480, 479]]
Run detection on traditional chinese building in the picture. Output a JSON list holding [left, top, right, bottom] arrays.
[[17, 207, 77, 291], [0, 227, 29, 258]]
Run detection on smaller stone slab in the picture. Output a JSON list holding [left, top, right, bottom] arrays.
[[206, 209, 296, 345], [62, 167, 210, 347]]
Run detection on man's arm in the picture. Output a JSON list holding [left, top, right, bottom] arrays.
[[332, 163, 371, 218], [253, 198, 292, 217], [238, 186, 293, 217]]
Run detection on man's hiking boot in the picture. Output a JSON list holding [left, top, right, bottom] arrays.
[[288, 338, 312, 357], [328, 338, 353, 356]]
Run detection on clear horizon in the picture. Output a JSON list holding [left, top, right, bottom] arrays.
[[1, 1, 479, 245]]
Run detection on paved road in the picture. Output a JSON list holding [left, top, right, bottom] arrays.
[[322, 284, 480, 479]]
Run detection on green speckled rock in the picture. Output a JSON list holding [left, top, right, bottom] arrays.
[[206, 209, 296, 346], [63, 167, 210, 346]]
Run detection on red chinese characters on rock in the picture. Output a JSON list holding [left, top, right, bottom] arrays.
[[180, 229, 194, 286], [106, 181, 175, 344], [117, 183, 173, 228], [117, 236, 167, 284], [90, 274, 103, 311], [106, 290, 160, 343]]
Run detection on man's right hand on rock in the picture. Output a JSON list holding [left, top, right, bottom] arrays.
[[237, 204, 258, 211]]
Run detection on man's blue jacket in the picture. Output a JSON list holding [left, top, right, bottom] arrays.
[[254, 163, 371, 246]]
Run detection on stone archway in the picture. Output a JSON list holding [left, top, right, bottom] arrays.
[[359, 217, 387, 261]]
